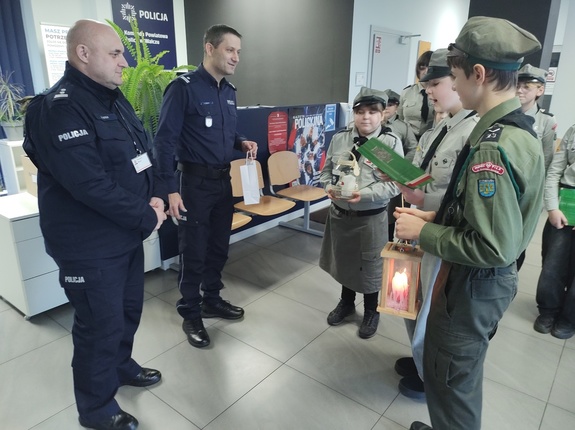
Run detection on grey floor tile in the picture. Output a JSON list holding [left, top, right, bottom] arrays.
[[548, 347, 575, 414], [45, 302, 74, 332], [383, 392, 430, 429], [243, 225, 296, 248], [0, 336, 75, 430], [0, 296, 11, 312], [227, 239, 262, 264], [215, 292, 329, 362], [372, 416, 409, 430], [267, 230, 323, 264], [287, 322, 411, 413], [518, 262, 542, 297], [223, 248, 315, 290], [0, 308, 69, 364], [482, 378, 546, 430], [204, 365, 381, 430], [143, 330, 282, 428], [273, 265, 341, 313], [143, 267, 179, 297], [377, 312, 412, 349], [132, 297, 189, 364], [485, 325, 562, 401], [540, 404, 575, 430], [499, 291, 565, 346]]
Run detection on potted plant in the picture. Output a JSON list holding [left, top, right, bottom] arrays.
[[107, 18, 196, 139], [0, 68, 25, 141]]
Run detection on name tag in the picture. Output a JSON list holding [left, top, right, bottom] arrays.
[[132, 152, 152, 173]]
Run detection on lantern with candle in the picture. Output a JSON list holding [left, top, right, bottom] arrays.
[[378, 241, 424, 319]]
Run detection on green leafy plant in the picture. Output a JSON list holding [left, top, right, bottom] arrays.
[[0, 68, 25, 124], [107, 18, 195, 138]]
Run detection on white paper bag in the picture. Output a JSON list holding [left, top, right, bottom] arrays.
[[240, 157, 261, 205]]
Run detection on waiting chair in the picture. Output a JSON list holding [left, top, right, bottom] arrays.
[[267, 151, 327, 237], [230, 159, 295, 216], [232, 212, 252, 230]]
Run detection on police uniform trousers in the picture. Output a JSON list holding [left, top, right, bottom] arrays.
[[536, 220, 575, 325], [423, 262, 517, 430], [319, 204, 388, 294], [176, 169, 234, 319], [56, 245, 145, 423]]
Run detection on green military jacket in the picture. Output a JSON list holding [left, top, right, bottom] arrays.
[[419, 98, 544, 268]]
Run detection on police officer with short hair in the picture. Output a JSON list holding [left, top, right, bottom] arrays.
[[517, 63, 558, 173], [24, 19, 167, 430], [154, 24, 257, 349], [395, 17, 544, 430]]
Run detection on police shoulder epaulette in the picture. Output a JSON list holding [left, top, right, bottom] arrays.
[[225, 80, 237, 91], [178, 75, 191, 84], [49, 87, 71, 103]]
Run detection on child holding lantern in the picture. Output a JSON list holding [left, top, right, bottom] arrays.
[[319, 86, 402, 339]]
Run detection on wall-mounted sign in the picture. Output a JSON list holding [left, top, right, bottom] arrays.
[[111, 0, 177, 68], [40, 24, 69, 87]]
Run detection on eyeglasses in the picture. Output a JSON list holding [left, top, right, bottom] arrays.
[[517, 82, 542, 90]]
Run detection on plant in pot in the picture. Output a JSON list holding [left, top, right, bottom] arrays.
[[0, 68, 26, 141], [107, 18, 196, 139]]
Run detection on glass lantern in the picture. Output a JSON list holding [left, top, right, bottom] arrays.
[[378, 241, 424, 320]]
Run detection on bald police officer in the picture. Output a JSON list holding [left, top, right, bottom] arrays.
[[517, 63, 558, 173], [394, 17, 544, 430], [24, 19, 167, 430]]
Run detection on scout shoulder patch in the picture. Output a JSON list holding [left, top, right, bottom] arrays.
[[482, 125, 503, 142], [478, 178, 496, 197], [471, 161, 505, 175]]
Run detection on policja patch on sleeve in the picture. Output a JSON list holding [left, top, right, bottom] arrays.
[[478, 178, 496, 197]]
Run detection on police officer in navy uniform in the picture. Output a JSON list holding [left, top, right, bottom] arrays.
[[23, 20, 167, 430], [154, 24, 257, 348]]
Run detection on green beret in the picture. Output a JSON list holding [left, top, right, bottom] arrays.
[[420, 48, 451, 82], [353, 86, 388, 109], [449, 16, 541, 71], [383, 89, 400, 105], [518, 64, 547, 83]]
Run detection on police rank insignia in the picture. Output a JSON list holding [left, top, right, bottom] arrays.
[[478, 179, 496, 197]]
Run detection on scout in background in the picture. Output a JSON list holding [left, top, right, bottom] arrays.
[[534, 124, 575, 340], [517, 63, 558, 173], [319, 87, 401, 339]]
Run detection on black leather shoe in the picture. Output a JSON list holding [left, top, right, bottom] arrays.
[[410, 421, 433, 430], [79, 410, 138, 430], [534, 314, 555, 334], [551, 319, 575, 339], [358, 310, 380, 339], [123, 368, 161, 387], [399, 374, 425, 399], [327, 300, 355, 326], [201, 300, 244, 320], [395, 356, 418, 377], [183, 318, 210, 348]]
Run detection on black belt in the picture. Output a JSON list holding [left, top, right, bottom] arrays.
[[177, 162, 230, 179], [332, 204, 386, 217]]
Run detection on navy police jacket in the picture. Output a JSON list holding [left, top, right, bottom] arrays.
[[153, 64, 246, 194], [23, 62, 160, 261]]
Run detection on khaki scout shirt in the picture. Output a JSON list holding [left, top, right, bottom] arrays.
[[419, 98, 544, 268], [398, 83, 435, 139], [385, 113, 418, 161], [525, 104, 557, 174], [544, 124, 575, 211]]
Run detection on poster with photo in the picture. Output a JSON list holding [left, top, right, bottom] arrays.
[[287, 105, 326, 188]]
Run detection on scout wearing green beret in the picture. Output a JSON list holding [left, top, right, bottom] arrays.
[[394, 17, 545, 430], [517, 63, 558, 173]]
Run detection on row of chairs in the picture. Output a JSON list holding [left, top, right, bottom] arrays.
[[229, 151, 327, 236]]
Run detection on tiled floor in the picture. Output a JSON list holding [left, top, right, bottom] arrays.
[[1, 214, 575, 429]]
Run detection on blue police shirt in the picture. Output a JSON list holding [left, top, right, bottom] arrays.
[[23, 63, 159, 261], [154, 64, 246, 194]]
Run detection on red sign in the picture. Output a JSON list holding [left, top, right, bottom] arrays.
[[268, 111, 288, 154]]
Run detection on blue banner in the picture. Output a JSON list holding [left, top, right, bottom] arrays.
[[110, 0, 177, 68]]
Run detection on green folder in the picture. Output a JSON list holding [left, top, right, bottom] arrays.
[[357, 138, 434, 189], [559, 188, 575, 226]]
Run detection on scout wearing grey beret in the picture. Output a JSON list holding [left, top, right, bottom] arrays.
[[420, 49, 451, 82], [353, 86, 388, 109], [447, 16, 541, 70], [518, 64, 548, 83]]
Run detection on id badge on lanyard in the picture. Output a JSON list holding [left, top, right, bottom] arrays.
[[132, 151, 152, 173]]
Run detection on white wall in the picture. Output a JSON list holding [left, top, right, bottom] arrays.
[[349, 0, 470, 103], [20, 0, 188, 93], [550, 0, 573, 137]]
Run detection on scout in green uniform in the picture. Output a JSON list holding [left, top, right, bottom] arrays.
[[393, 17, 544, 430], [517, 63, 558, 173]]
